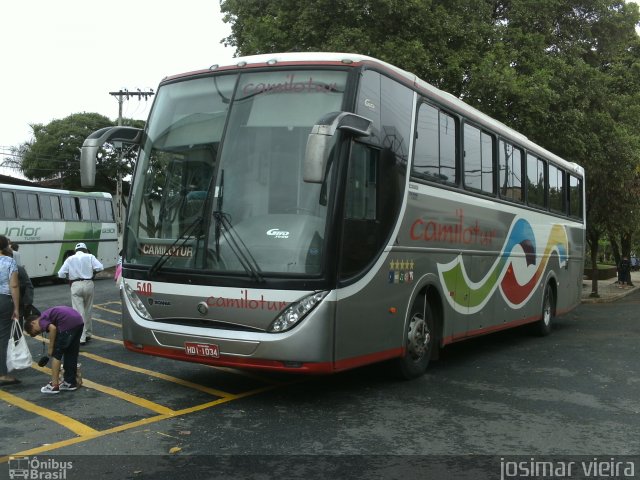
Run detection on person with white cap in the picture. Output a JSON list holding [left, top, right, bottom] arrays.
[[57, 243, 104, 345]]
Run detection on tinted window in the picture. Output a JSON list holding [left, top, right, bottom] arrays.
[[61, 196, 79, 220], [0, 191, 16, 218], [97, 199, 115, 222], [50, 196, 62, 219], [16, 192, 39, 219], [463, 124, 494, 193], [342, 73, 410, 279], [412, 102, 457, 184], [569, 175, 583, 219], [499, 141, 523, 202], [345, 143, 378, 220], [548, 164, 565, 213], [40, 194, 53, 219], [413, 104, 439, 180], [79, 198, 98, 221], [440, 112, 456, 183], [527, 154, 545, 208], [357, 70, 382, 145]]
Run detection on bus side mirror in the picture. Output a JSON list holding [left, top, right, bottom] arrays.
[[303, 112, 372, 183], [80, 126, 143, 187]]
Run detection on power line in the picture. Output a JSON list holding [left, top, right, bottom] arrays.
[[109, 88, 154, 126], [109, 88, 154, 239]]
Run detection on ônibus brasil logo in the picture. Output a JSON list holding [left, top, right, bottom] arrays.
[[8, 456, 73, 479]]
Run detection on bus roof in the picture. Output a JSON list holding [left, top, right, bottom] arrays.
[[164, 52, 584, 177]]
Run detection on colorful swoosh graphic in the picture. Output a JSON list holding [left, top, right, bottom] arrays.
[[437, 218, 568, 314]]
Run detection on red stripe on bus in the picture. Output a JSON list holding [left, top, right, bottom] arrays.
[[123, 341, 403, 374], [441, 305, 575, 345]]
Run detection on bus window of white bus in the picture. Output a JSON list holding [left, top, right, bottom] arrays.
[[0, 184, 117, 278]]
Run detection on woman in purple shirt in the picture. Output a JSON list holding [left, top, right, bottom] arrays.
[[25, 306, 84, 394]]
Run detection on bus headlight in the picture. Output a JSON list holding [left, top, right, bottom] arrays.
[[123, 282, 153, 320], [268, 291, 328, 333]]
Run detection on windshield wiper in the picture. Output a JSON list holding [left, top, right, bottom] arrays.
[[213, 170, 264, 283], [213, 211, 264, 283], [148, 216, 202, 279]]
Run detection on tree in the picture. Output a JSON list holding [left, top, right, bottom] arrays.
[[16, 112, 144, 192]]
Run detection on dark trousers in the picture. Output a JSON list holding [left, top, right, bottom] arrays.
[[51, 324, 83, 385]]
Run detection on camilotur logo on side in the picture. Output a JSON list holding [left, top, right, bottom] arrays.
[[438, 217, 569, 314]]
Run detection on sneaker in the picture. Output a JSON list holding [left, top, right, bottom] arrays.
[[59, 381, 77, 391], [41, 382, 60, 394]]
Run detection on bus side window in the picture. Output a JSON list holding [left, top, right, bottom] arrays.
[[40, 195, 62, 220], [548, 164, 565, 214], [0, 191, 17, 219], [79, 198, 99, 221], [526, 154, 546, 208], [61, 196, 79, 221], [51, 196, 62, 219], [499, 140, 523, 202], [16, 192, 40, 219], [568, 175, 583, 219], [40, 194, 53, 219], [463, 123, 494, 194], [97, 199, 114, 222], [412, 103, 457, 185]]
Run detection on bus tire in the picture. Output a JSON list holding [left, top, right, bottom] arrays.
[[534, 283, 555, 337], [395, 297, 434, 380]]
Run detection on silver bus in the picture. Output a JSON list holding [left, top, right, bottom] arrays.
[[80, 53, 585, 378]]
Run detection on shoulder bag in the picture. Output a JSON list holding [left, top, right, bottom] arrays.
[[7, 318, 33, 371]]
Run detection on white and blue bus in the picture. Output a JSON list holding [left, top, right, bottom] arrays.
[[0, 183, 118, 278], [80, 53, 585, 378]]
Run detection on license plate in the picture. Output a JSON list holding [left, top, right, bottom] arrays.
[[184, 342, 219, 358]]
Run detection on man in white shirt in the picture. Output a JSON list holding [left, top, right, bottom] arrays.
[[58, 243, 104, 344]]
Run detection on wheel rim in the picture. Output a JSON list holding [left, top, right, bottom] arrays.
[[543, 289, 552, 326], [407, 312, 431, 361]]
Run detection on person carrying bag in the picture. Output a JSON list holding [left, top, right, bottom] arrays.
[[0, 235, 22, 386], [7, 318, 32, 372]]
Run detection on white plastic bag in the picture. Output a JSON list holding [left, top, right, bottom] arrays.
[[6, 319, 33, 372]]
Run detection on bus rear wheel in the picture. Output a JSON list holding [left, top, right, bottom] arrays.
[[395, 298, 434, 379], [534, 283, 555, 336]]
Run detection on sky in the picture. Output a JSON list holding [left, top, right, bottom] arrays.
[[0, 0, 236, 176]]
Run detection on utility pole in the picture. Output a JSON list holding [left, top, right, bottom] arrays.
[[109, 88, 154, 247]]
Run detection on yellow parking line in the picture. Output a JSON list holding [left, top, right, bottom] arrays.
[[79, 351, 234, 399], [94, 304, 121, 315], [81, 378, 175, 415], [30, 363, 175, 415], [87, 334, 122, 345], [0, 389, 98, 437], [94, 318, 121, 328], [32, 336, 236, 397], [1, 382, 280, 462]]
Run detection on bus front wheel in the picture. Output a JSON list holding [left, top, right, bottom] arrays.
[[395, 297, 434, 379]]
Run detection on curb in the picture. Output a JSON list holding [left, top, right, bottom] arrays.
[[581, 285, 639, 304]]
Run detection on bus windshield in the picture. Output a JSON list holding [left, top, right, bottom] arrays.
[[126, 69, 348, 277]]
